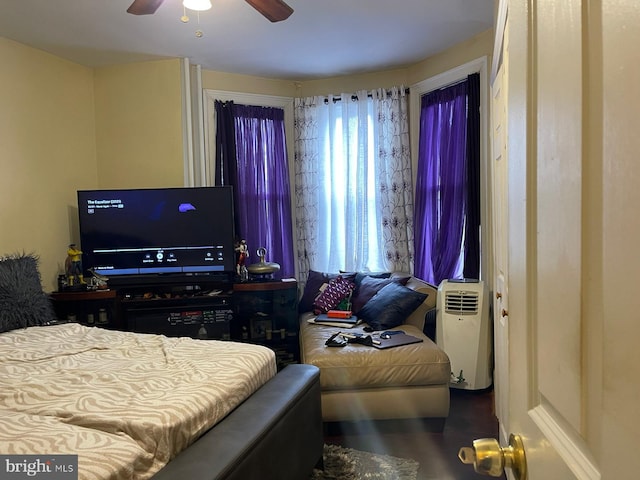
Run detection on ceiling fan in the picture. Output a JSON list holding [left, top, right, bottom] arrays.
[[126, 0, 293, 23]]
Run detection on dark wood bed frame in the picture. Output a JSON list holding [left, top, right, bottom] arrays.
[[152, 364, 323, 480]]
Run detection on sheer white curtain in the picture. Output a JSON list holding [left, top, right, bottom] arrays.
[[375, 86, 414, 273], [294, 87, 413, 282]]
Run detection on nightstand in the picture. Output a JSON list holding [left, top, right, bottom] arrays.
[[49, 289, 119, 328]]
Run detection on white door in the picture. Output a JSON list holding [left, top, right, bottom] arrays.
[[490, 35, 509, 446], [464, 1, 640, 478]]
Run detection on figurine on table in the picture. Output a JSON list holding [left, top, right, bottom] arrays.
[[66, 244, 86, 286], [235, 239, 249, 279]]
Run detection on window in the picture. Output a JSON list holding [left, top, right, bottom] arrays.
[[213, 101, 295, 278], [411, 59, 486, 285], [315, 96, 384, 272], [203, 90, 296, 278], [295, 88, 413, 280]]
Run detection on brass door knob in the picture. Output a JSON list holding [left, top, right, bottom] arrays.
[[458, 434, 527, 479]]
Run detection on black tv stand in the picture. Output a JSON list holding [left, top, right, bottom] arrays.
[[106, 272, 234, 289], [50, 277, 300, 370]]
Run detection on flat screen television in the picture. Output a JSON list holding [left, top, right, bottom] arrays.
[[77, 186, 236, 285]]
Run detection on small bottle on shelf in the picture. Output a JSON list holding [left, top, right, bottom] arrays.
[[198, 324, 208, 339]]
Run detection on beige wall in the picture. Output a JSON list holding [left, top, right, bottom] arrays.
[[0, 38, 97, 291], [202, 65, 409, 99], [295, 67, 409, 97], [94, 59, 184, 189], [201, 70, 296, 97], [0, 29, 492, 292], [0, 43, 184, 291], [407, 29, 493, 84]]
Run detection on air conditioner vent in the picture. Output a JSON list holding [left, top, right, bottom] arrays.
[[444, 291, 479, 314]]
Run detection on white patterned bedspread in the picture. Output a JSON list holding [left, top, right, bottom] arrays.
[[0, 323, 277, 479]]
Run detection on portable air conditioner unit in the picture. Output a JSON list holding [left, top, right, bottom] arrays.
[[436, 279, 492, 390]]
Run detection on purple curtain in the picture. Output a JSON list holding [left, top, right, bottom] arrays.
[[463, 73, 481, 279], [214, 101, 238, 188], [220, 103, 295, 278], [414, 81, 468, 285]]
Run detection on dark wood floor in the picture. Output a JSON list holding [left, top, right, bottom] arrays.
[[323, 387, 503, 479]]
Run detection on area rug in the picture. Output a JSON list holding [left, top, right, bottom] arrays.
[[309, 444, 419, 480]]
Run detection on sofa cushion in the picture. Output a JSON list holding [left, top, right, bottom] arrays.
[[358, 282, 428, 330], [300, 272, 437, 331], [0, 253, 56, 333], [351, 275, 409, 314], [299, 321, 450, 390]]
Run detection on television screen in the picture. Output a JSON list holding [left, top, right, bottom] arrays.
[[77, 186, 236, 283]]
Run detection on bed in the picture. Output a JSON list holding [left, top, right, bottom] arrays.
[[0, 254, 323, 480]]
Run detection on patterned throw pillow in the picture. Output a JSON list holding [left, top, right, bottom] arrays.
[[312, 275, 356, 314], [299, 270, 357, 313]]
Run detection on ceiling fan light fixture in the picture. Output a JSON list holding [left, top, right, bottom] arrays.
[[183, 0, 212, 11]]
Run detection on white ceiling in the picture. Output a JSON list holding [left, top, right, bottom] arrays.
[[0, 0, 494, 80]]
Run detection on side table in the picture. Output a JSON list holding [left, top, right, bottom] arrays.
[[233, 280, 299, 369], [49, 289, 120, 329]]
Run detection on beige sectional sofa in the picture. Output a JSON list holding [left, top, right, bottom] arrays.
[[299, 273, 451, 427]]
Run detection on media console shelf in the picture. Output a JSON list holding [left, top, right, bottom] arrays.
[[50, 279, 300, 370], [118, 280, 234, 340]]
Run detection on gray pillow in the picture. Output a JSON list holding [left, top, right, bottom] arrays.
[[358, 282, 428, 331], [0, 253, 56, 333], [351, 275, 409, 314]]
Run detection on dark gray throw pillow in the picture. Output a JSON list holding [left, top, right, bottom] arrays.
[[358, 282, 428, 331], [351, 275, 410, 314], [0, 253, 56, 333]]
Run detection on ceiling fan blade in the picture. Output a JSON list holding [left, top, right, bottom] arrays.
[[127, 0, 165, 15], [245, 0, 293, 22]]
